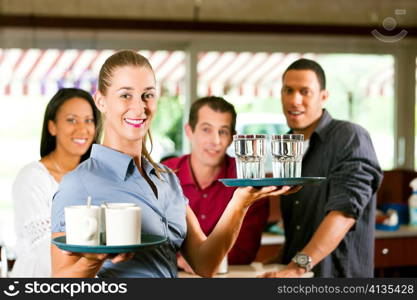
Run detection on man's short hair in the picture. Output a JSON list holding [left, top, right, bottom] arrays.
[[188, 96, 237, 134], [283, 58, 326, 90]]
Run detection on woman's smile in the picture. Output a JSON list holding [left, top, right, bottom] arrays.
[[124, 117, 146, 128], [72, 138, 89, 145]]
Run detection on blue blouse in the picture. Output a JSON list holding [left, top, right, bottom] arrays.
[[51, 144, 188, 278]]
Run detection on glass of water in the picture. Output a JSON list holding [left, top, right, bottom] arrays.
[[271, 134, 304, 178], [234, 134, 267, 179]]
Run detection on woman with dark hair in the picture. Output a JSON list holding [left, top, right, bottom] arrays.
[[11, 88, 100, 277]]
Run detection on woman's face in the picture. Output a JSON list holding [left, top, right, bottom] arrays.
[[96, 66, 157, 145], [48, 97, 96, 157]]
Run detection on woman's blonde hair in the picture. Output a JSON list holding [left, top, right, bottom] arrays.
[[98, 49, 166, 178]]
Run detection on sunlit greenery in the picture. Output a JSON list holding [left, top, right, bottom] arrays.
[[151, 94, 184, 154]]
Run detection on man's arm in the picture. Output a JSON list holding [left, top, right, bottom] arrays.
[[262, 124, 382, 278], [261, 210, 355, 277]]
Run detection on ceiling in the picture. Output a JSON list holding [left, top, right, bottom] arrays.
[[0, 0, 416, 26]]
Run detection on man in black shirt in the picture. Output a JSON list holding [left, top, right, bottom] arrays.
[[262, 59, 382, 277]]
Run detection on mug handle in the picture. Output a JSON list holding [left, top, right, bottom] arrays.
[[82, 217, 98, 241]]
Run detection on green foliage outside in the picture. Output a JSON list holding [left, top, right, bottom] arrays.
[[151, 95, 184, 152]]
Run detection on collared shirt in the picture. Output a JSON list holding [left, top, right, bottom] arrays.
[[163, 154, 269, 264], [51, 144, 188, 278], [281, 110, 383, 277]]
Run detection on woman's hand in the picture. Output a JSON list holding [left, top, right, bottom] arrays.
[[62, 251, 135, 264], [233, 185, 293, 208]]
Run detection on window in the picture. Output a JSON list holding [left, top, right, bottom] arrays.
[[0, 47, 400, 250], [415, 56, 417, 171], [197, 51, 394, 170], [0, 48, 185, 246], [318, 54, 394, 170]]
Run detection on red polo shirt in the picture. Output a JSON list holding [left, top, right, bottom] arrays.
[[163, 154, 269, 264]]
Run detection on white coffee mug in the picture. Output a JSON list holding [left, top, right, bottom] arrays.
[[100, 203, 137, 244], [65, 205, 101, 246], [105, 205, 141, 246]]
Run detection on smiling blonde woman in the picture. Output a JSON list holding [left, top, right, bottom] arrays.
[[50, 50, 292, 278]]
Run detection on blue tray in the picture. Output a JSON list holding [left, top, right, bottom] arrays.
[[52, 234, 167, 253], [219, 177, 326, 187]]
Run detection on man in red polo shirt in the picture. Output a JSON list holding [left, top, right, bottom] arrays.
[[163, 96, 269, 273]]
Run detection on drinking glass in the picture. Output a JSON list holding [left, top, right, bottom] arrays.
[[233, 134, 266, 179], [271, 134, 304, 178]]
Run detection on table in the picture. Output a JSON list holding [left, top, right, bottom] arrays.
[[257, 227, 417, 276], [178, 262, 313, 278], [375, 225, 417, 239], [374, 225, 417, 272]]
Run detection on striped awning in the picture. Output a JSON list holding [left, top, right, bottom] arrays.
[[197, 52, 317, 98], [0, 49, 185, 97], [0, 48, 394, 98]]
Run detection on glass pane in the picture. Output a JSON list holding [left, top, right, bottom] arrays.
[[415, 56, 417, 171], [0, 48, 185, 246], [197, 51, 394, 170], [317, 54, 394, 170]]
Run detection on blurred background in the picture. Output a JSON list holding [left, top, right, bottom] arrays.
[[0, 0, 416, 265]]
